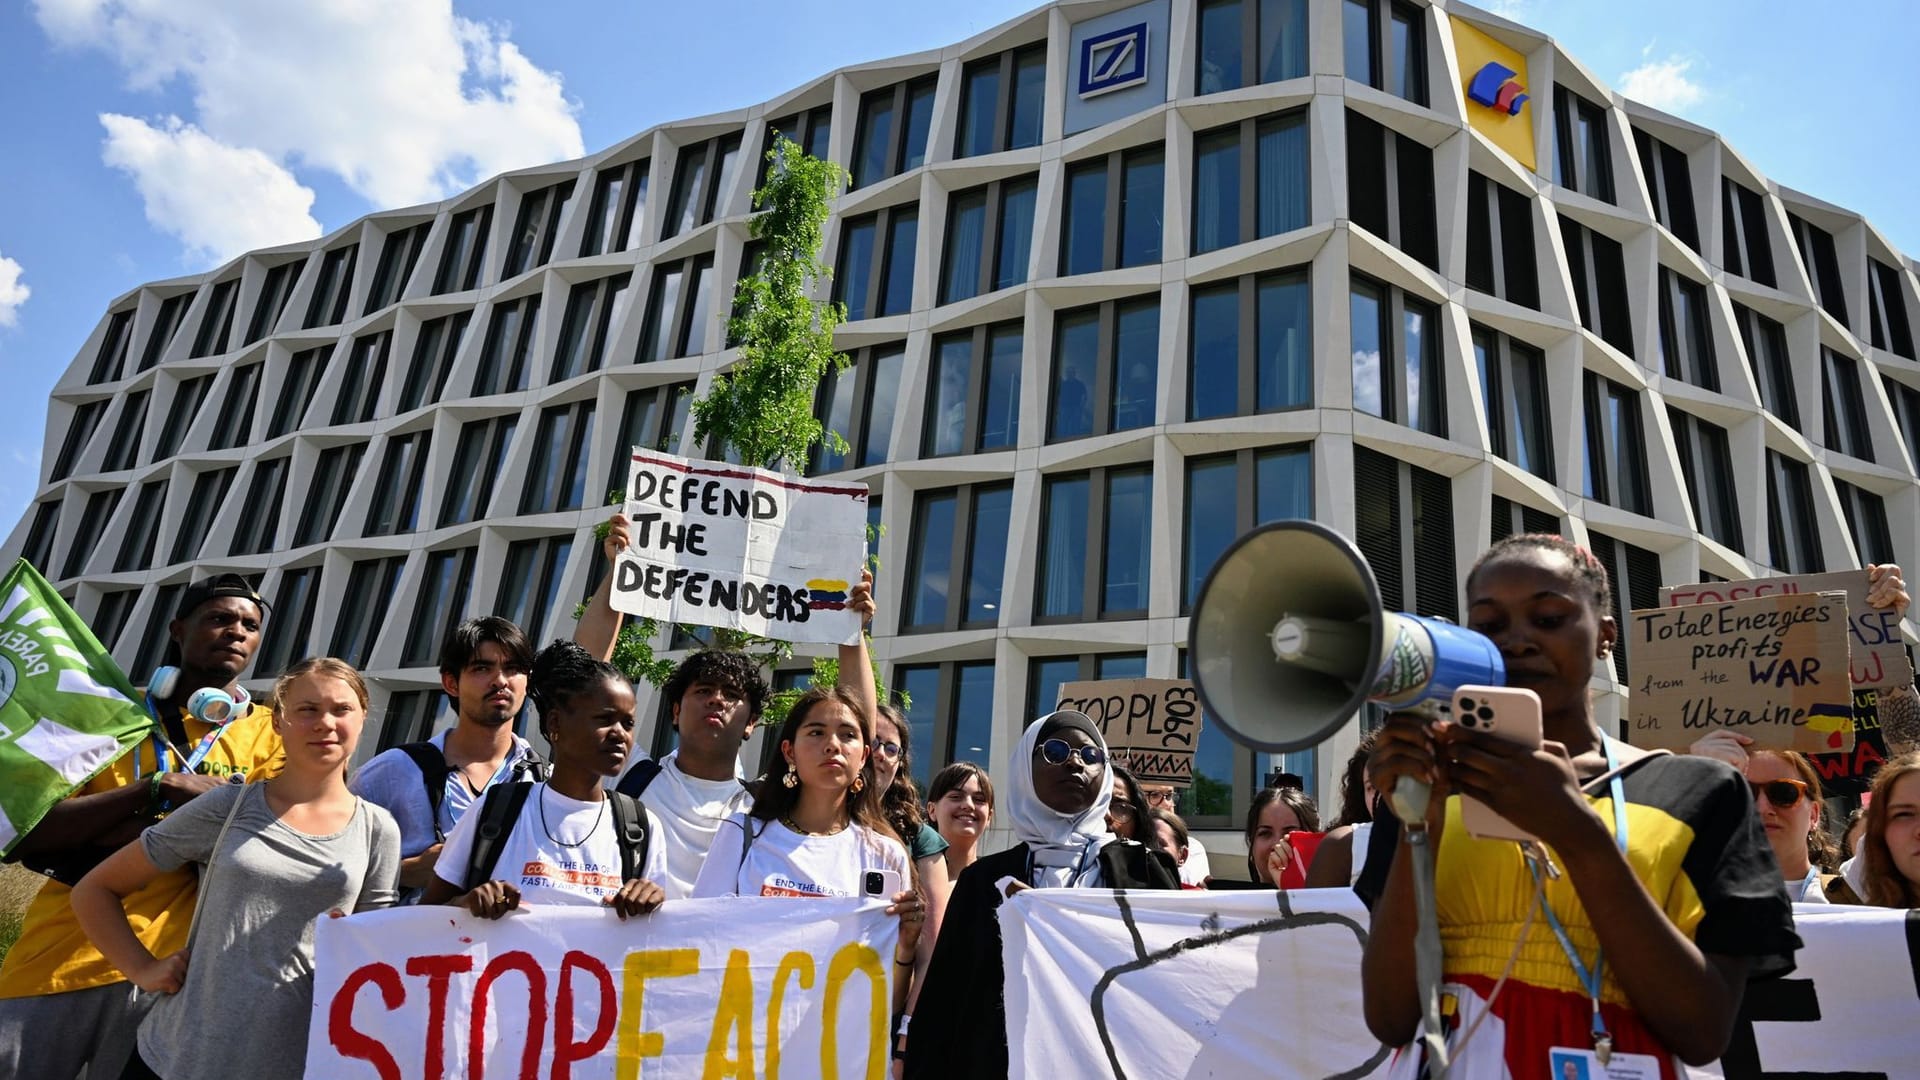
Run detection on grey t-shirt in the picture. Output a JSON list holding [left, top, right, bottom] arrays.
[[138, 782, 400, 1080]]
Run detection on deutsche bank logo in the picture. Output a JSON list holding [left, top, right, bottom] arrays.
[[1079, 23, 1149, 99], [1467, 61, 1529, 116]]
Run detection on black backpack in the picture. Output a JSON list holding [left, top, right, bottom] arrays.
[[396, 741, 548, 842], [461, 781, 652, 893], [614, 757, 753, 799]]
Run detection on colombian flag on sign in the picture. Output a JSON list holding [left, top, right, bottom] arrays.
[[807, 580, 850, 611]]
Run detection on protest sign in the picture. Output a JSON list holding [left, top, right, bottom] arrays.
[[0, 559, 149, 856], [1662, 571, 1913, 793], [1626, 592, 1855, 753], [611, 449, 869, 646], [1053, 678, 1203, 786], [306, 899, 897, 1080]]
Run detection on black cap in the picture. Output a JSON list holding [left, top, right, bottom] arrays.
[[175, 574, 270, 621]]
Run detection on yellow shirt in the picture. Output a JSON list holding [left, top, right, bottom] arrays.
[[0, 702, 282, 998]]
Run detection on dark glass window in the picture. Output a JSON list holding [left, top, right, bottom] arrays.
[[153, 375, 212, 460], [761, 105, 833, 188], [304, 245, 358, 327], [332, 331, 392, 426], [1657, 268, 1718, 391], [552, 272, 633, 382], [1582, 372, 1652, 516], [100, 389, 150, 472], [1668, 408, 1741, 552], [92, 589, 138, 656], [188, 279, 238, 358], [255, 566, 320, 678], [1350, 275, 1443, 435], [208, 362, 262, 451], [1353, 445, 1456, 620], [1059, 145, 1164, 276], [1026, 652, 1149, 733], [51, 400, 107, 481], [810, 343, 906, 474], [1346, 111, 1437, 269], [1037, 465, 1154, 622], [835, 204, 917, 321], [852, 76, 937, 189], [404, 547, 477, 667], [63, 489, 123, 578], [1561, 219, 1635, 356], [1765, 451, 1823, 573], [1049, 295, 1159, 441], [607, 381, 696, 494], [130, 582, 187, 677], [1182, 444, 1312, 611], [1821, 348, 1874, 462], [1868, 259, 1915, 360], [663, 132, 743, 240], [89, 309, 134, 383], [1790, 213, 1849, 328], [472, 295, 541, 396], [245, 262, 297, 345], [1472, 325, 1554, 481], [170, 467, 237, 564], [941, 176, 1037, 304], [902, 483, 1013, 633], [364, 223, 431, 315], [440, 415, 517, 527], [638, 254, 715, 362], [362, 431, 431, 539], [1197, 0, 1308, 94], [1835, 481, 1895, 566], [580, 158, 650, 257], [229, 457, 287, 557], [1885, 375, 1920, 468], [1188, 269, 1311, 420], [503, 179, 576, 278], [956, 44, 1045, 159], [923, 322, 1022, 457], [376, 691, 447, 753], [21, 501, 59, 576], [892, 660, 997, 785], [1633, 129, 1700, 253], [522, 400, 596, 515], [1192, 110, 1309, 254], [331, 556, 405, 668], [114, 479, 169, 573], [432, 207, 492, 294], [138, 292, 194, 371], [1489, 495, 1561, 544], [1464, 172, 1540, 309], [1721, 179, 1775, 288], [498, 535, 575, 642], [295, 443, 365, 547], [1552, 86, 1615, 204], [1735, 304, 1798, 431], [398, 313, 471, 414], [1588, 531, 1661, 683], [1344, 0, 1426, 104]]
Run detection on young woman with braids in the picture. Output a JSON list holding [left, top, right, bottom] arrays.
[[1365, 534, 1799, 1078], [422, 640, 668, 917]]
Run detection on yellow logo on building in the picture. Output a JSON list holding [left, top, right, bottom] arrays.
[[1451, 19, 1536, 173]]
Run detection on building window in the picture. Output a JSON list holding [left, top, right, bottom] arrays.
[[852, 76, 936, 190], [1561, 219, 1635, 356], [1353, 445, 1456, 620], [255, 566, 321, 677], [295, 443, 366, 547], [1037, 466, 1154, 622], [1182, 444, 1312, 611], [1835, 481, 1895, 566], [1189, 269, 1310, 421], [229, 457, 287, 557], [1657, 268, 1718, 391], [1668, 408, 1741, 552], [363, 431, 431, 538], [637, 254, 715, 362], [1885, 375, 1920, 465], [503, 179, 576, 278], [924, 322, 1022, 457], [131, 583, 187, 678], [397, 313, 471, 414], [552, 272, 634, 382], [332, 331, 392, 425], [663, 133, 743, 240], [268, 347, 329, 439], [1060, 144, 1164, 277], [1489, 494, 1561, 544], [331, 556, 406, 668], [1350, 275, 1443, 435], [1868, 259, 1915, 360], [1765, 451, 1823, 573], [1346, 112, 1437, 269], [1472, 325, 1554, 481], [955, 44, 1045, 159], [153, 375, 213, 460], [902, 483, 1013, 633], [92, 589, 138, 656], [1790, 213, 1849, 328], [1821, 348, 1874, 462], [940, 176, 1037, 305], [1465, 172, 1540, 309], [1588, 531, 1660, 683], [892, 661, 997, 787], [1026, 653, 1149, 731], [1582, 372, 1653, 516], [439, 415, 518, 527], [305, 245, 359, 327], [499, 535, 575, 641], [522, 400, 596, 514], [811, 343, 906, 474], [376, 690, 447, 753], [100, 389, 150, 472], [62, 489, 123, 578], [608, 381, 695, 493], [364, 223, 430, 315], [1196, 0, 1309, 94], [170, 467, 237, 565], [473, 295, 541, 397], [189, 279, 238, 359], [1193, 110, 1309, 255], [433, 206, 492, 294], [208, 362, 262, 451], [114, 479, 169, 573], [1721, 179, 1775, 288], [51, 400, 107, 481], [138, 292, 194, 371], [580, 158, 650, 257], [21, 501, 58, 574], [1343, 0, 1426, 105], [1735, 304, 1798, 431], [1051, 295, 1159, 441], [1552, 86, 1615, 204], [404, 548, 477, 666], [835, 204, 918, 321], [90, 309, 134, 384], [761, 105, 833, 188], [246, 262, 298, 345], [1633, 129, 1700, 253]]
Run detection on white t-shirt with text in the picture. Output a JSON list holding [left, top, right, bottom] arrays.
[[690, 812, 909, 899], [434, 782, 667, 905], [621, 751, 755, 899]]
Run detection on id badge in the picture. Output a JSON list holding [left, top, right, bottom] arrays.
[[1547, 1046, 1662, 1080]]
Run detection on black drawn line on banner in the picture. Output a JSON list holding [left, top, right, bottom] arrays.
[[1111, 889, 1147, 963]]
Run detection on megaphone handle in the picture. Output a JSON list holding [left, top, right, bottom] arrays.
[[1389, 774, 1431, 826], [1406, 825, 1450, 1078]]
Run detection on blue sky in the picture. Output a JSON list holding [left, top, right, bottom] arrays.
[[0, 0, 1915, 532]]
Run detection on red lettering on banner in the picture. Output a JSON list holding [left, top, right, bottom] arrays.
[[470, 950, 548, 1080], [329, 962, 406, 1080], [405, 954, 475, 1080], [554, 950, 617, 1080]]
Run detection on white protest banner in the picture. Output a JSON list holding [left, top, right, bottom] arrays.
[[611, 449, 869, 645], [1054, 678, 1204, 787], [1003, 888, 1920, 1080], [305, 899, 897, 1080]]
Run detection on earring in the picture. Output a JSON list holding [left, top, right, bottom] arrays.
[[850, 773, 865, 795], [782, 765, 798, 789]]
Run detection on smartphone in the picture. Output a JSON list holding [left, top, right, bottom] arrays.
[[862, 868, 903, 899], [1452, 685, 1544, 842]]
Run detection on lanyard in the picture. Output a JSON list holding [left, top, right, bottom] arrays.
[[1525, 737, 1630, 1056], [134, 697, 242, 779]]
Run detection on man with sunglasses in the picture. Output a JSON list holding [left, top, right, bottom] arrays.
[[1139, 782, 1212, 886]]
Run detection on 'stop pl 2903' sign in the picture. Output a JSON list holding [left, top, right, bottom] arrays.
[[1078, 23, 1149, 98]]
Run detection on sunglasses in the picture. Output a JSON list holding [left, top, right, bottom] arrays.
[[1036, 739, 1106, 768], [1750, 777, 1811, 808], [872, 740, 902, 762]]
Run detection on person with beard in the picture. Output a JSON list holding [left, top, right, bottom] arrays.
[[349, 617, 545, 900]]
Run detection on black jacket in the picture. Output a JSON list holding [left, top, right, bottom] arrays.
[[904, 839, 1179, 1079]]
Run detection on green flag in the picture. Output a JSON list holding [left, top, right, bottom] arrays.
[[0, 559, 150, 857]]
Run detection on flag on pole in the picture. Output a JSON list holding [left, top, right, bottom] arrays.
[[0, 559, 149, 858]]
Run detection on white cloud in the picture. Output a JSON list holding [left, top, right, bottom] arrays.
[[0, 253, 29, 327], [35, 0, 584, 210], [1619, 50, 1706, 113], [99, 114, 322, 264]]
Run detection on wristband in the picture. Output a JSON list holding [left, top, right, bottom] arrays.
[[893, 954, 915, 967], [146, 773, 165, 815]]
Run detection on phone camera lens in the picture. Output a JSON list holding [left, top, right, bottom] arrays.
[[1459, 697, 1477, 711], [1477, 706, 1494, 722]]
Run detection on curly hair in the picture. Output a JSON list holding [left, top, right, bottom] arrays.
[[529, 640, 626, 740], [1467, 533, 1612, 612], [1859, 752, 1920, 908], [1335, 729, 1382, 828], [662, 649, 769, 721], [874, 704, 926, 839]]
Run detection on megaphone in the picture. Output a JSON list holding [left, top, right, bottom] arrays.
[[1186, 519, 1506, 755]]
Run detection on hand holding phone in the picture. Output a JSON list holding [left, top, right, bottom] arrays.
[[863, 868, 903, 899], [1451, 685, 1544, 842]]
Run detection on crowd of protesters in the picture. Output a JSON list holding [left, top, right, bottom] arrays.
[[1, 513, 1918, 1080]]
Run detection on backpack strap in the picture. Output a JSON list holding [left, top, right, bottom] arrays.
[[606, 792, 652, 883], [462, 781, 534, 893], [397, 741, 452, 843], [615, 758, 662, 798]]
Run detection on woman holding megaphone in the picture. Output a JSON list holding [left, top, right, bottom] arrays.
[[1362, 534, 1799, 1079]]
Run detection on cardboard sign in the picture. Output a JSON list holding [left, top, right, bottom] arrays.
[[610, 450, 869, 646], [1054, 678, 1202, 787], [1626, 592, 1854, 753]]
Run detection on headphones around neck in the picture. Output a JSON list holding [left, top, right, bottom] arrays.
[[147, 666, 250, 726]]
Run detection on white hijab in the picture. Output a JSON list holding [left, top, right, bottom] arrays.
[[1006, 710, 1114, 888]]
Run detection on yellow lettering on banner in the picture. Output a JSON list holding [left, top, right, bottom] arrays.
[[701, 949, 756, 1079], [616, 948, 699, 1080], [765, 951, 816, 1080], [820, 943, 887, 1080]]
